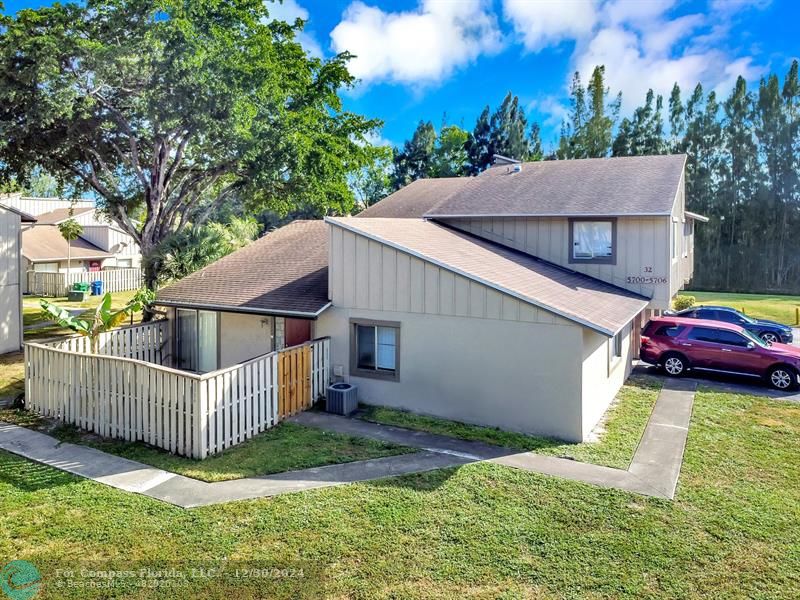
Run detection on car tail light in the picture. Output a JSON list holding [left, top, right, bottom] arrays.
[[641, 335, 651, 346]]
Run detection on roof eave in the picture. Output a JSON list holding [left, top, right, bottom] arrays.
[[326, 217, 646, 337], [424, 211, 673, 219], [685, 211, 709, 223], [153, 299, 332, 320]]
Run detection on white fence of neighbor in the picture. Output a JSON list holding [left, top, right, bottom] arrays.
[[27, 268, 143, 297], [24, 325, 331, 459], [48, 320, 169, 364]]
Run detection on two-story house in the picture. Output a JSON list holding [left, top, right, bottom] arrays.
[[156, 155, 705, 442], [1, 196, 142, 284]]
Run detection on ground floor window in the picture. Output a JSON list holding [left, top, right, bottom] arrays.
[[350, 319, 400, 380], [116, 258, 133, 268], [176, 308, 218, 373], [609, 327, 625, 372], [33, 262, 59, 273]]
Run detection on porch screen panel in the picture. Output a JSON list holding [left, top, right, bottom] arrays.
[[198, 310, 218, 372], [177, 309, 198, 371]]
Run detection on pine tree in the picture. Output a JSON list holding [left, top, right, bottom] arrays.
[[528, 122, 543, 161], [720, 76, 761, 289], [668, 83, 685, 152], [465, 106, 492, 175], [489, 92, 530, 161], [392, 120, 437, 188], [558, 67, 619, 158]]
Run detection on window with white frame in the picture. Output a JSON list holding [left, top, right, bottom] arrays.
[[351, 320, 399, 380], [570, 219, 615, 264]]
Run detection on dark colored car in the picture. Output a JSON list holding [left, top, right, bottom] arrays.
[[665, 305, 793, 344], [641, 317, 800, 390]]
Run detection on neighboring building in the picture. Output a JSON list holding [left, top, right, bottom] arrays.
[[0, 203, 36, 354], [156, 154, 705, 442], [0, 196, 142, 292]]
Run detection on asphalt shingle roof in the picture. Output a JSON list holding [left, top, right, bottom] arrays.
[[34, 207, 96, 225], [327, 217, 648, 336], [356, 177, 472, 218], [360, 155, 686, 219], [22, 226, 112, 261], [156, 220, 330, 317]]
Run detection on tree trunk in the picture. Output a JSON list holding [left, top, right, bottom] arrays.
[[141, 244, 158, 323]]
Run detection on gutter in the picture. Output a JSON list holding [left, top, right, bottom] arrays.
[[153, 299, 332, 320]]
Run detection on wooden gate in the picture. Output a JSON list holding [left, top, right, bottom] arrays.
[[277, 344, 313, 419]]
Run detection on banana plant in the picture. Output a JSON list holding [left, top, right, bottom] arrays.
[[40, 293, 142, 353]]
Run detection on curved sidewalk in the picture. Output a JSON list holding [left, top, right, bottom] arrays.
[[0, 380, 696, 507]]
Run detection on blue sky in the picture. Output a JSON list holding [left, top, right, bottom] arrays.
[[5, 1, 798, 152]]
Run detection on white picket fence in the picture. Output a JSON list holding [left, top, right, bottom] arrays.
[[27, 268, 142, 297], [48, 321, 168, 364], [24, 334, 330, 459]]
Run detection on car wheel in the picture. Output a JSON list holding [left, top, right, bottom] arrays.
[[662, 353, 687, 377], [760, 332, 780, 344], [768, 366, 797, 391]]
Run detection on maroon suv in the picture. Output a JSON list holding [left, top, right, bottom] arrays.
[[641, 317, 800, 391]]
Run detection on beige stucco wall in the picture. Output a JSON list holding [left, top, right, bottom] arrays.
[[579, 322, 634, 439], [219, 312, 275, 368], [0, 206, 22, 353], [317, 306, 585, 441]]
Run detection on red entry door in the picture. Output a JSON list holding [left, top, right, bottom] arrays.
[[285, 318, 312, 347]]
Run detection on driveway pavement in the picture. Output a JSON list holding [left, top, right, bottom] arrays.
[[634, 363, 800, 403]]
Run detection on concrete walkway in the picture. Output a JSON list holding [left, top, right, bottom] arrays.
[[0, 423, 470, 508], [0, 380, 696, 507], [294, 378, 697, 500]]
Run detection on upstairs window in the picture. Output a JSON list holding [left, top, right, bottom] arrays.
[[569, 219, 616, 264]]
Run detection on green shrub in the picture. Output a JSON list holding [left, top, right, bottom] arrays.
[[673, 295, 696, 311]]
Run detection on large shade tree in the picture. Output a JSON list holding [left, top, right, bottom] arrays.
[[0, 0, 379, 289]]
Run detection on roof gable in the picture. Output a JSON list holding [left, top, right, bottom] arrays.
[[327, 217, 648, 336]]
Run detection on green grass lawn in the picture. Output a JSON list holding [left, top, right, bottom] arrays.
[[685, 290, 800, 325], [0, 352, 24, 403], [0, 410, 412, 482], [359, 375, 662, 469], [0, 386, 798, 598]]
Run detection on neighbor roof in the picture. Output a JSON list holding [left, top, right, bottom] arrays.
[[34, 206, 96, 225], [156, 220, 330, 318], [0, 203, 36, 222], [327, 217, 648, 336], [374, 154, 685, 219], [357, 177, 473, 218], [22, 226, 112, 261]]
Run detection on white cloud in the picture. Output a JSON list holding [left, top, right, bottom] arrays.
[[560, 0, 765, 115], [266, 0, 323, 57], [502, 0, 597, 52], [330, 0, 503, 86], [266, 0, 308, 22]]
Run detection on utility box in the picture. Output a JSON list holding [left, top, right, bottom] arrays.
[[326, 383, 358, 416]]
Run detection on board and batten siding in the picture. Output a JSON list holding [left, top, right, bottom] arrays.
[[328, 225, 572, 326], [322, 223, 590, 441], [0, 206, 23, 353], [441, 215, 675, 309]]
